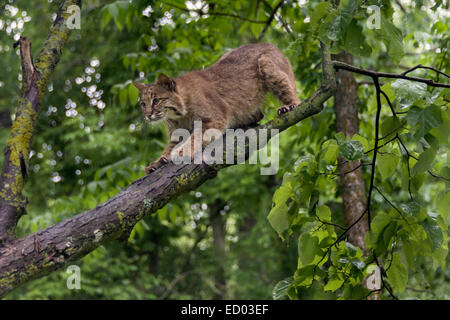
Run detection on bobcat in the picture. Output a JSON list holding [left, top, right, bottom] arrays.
[[133, 42, 300, 174]]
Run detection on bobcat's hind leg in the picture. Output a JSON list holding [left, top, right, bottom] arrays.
[[257, 54, 300, 116]]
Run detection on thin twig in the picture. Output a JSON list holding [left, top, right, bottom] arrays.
[[319, 162, 371, 179], [427, 171, 450, 181], [315, 214, 346, 230], [365, 134, 398, 155], [374, 186, 408, 223], [366, 76, 383, 229], [379, 89, 396, 117], [374, 253, 399, 300], [257, 0, 285, 41], [334, 61, 450, 88], [436, 50, 447, 82], [312, 208, 368, 279], [401, 64, 450, 79], [396, 136, 415, 201], [261, 0, 293, 37]]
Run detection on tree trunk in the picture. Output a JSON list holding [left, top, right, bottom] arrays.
[[333, 52, 369, 252], [334, 52, 379, 297]]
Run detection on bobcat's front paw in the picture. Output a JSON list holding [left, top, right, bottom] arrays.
[[145, 156, 169, 174], [277, 104, 297, 116]]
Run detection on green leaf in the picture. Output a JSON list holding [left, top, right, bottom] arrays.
[[400, 202, 421, 217], [380, 16, 404, 63], [321, 0, 358, 45], [366, 212, 395, 254], [386, 252, 408, 293], [298, 233, 319, 265], [326, 14, 342, 42], [381, 221, 397, 248], [343, 20, 372, 56], [87, 181, 97, 193], [339, 140, 364, 161], [380, 82, 396, 104], [381, 116, 402, 138], [377, 147, 400, 180], [269, 199, 288, 229], [421, 218, 443, 251], [352, 134, 369, 152], [295, 156, 313, 172], [272, 277, 293, 300], [338, 0, 358, 29], [108, 3, 119, 19], [268, 182, 292, 240], [335, 132, 346, 143], [169, 208, 177, 223], [272, 180, 293, 206], [250, 23, 263, 38], [402, 240, 417, 266], [407, 106, 443, 139], [100, 8, 112, 30], [321, 139, 339, 164], [392, 80, 428, 108], [436, 190, 450, 220], [430, 108, 450, 144], [324, 278, 344, 292], [411, 147, 437, 176], [128, 84, 139, 106], [342, 284, 370, 299], [316, 205, 331, 222], [115, 0, 130, 11], [293, 265, 323, 288], [110, 3, 124, 31], [309, 2, 332, 30], [119, 88, 128, 108], [319, 12, 338, 45]]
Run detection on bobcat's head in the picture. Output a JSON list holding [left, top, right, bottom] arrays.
[[133, 74, 186, 122]]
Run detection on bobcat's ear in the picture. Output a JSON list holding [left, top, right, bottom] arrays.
[[156, 74, 176, 92], [133, 81, 147, 92]]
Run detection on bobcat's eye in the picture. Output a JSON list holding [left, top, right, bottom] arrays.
[[140, 102, 146, 108], [152, 98, 159, 106]]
